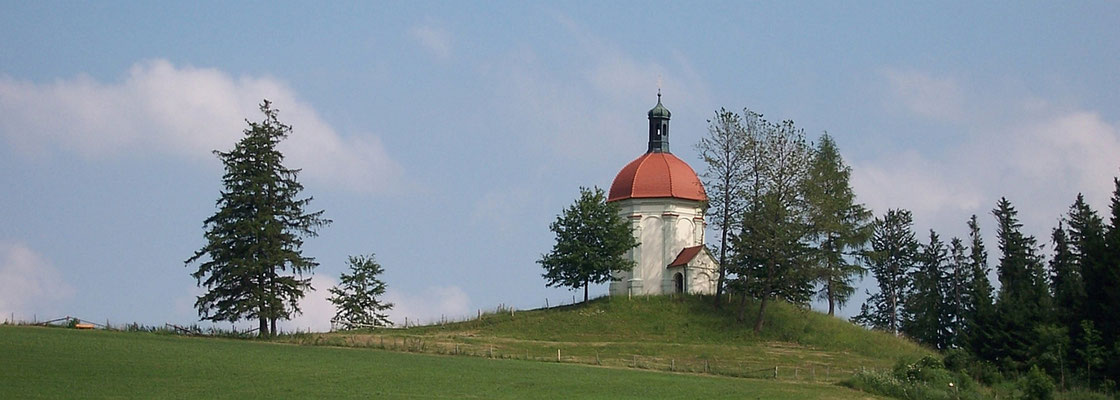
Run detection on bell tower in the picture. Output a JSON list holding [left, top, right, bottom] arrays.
[[647, 91, 671, 153]]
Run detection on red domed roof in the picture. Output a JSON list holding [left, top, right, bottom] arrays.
[[608, 152, 707, 202]]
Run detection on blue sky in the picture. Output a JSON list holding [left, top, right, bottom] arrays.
[[2, 2, 1118, 331]]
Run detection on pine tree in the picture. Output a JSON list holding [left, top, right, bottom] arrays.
[[963, 214, 997, 359], [945, 237, 970, 348], [803, 133, 873, 316], [328, 254, 394, 330], [1049, 222, 1083, 336], [538, 187, 638, 303], [991, 197, 1052, 369], [905, 230, 949, 349], [1095, 178, 1120, 378], [186, 100, 330, 337], [696, 109, 754, 308], [1065, 193, 1106, 375], [852, 209, 918, 335]]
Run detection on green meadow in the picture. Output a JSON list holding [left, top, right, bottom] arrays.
[[0, 325, 883, 399], [292, 295, 932, 382]]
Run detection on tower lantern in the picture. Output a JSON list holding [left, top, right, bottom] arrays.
[[647, 91, 671, 153]]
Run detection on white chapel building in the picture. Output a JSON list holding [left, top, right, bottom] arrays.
[[607, 94, 719, 296]]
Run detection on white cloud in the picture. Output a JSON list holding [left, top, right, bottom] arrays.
[[410, 24, 452, 60], [883, 69, 966, 121], [0, 242, 74, 320], [282, 275, 337, 333], [856, 69, 1120, 238], [385, 285, 470, 326], [852, 150, 984, 220], [0, 59, 403, 193]]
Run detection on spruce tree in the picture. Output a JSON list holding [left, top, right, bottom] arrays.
[[1065, 193, 1106, 375], [852, 209, 917, 335], [538, 187, 638, 303], [186, 100, 330, 337], [991, 197, 1052, 369], [1096, 178, 1120, 378], [1049, 222, 1084, 337], [328, 254, 394, 330], [945, 237, 970, 348], [803, 133, 873, 316], [905, 230, 949, 349], [963, 215, 997, 359]]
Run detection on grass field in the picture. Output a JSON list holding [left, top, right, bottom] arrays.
[[286, 295, 932, 382], [0, 325, 883, 399]]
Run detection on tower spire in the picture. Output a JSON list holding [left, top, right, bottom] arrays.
[[647, 91, 671, 153]]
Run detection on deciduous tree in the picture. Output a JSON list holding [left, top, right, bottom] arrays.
[[730, 119, 814, 332], [538, 187, 638, 303], [696, 108, 755, 308]]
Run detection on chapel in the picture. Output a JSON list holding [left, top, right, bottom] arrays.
[[607, 93, 719, 296]]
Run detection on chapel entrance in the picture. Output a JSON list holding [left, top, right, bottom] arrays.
[[673, 272, 684, 294]]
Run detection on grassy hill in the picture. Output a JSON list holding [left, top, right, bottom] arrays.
[[0, 325, 884, 399], [291, 295, 932, 382]]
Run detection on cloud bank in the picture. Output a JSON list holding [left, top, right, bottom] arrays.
[[854, 69, 1120, 237], [0, 59, 402, 193], [0, 242, 74, 321]]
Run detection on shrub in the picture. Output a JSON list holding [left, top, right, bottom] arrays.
[[1020, 365, 1055, 400]]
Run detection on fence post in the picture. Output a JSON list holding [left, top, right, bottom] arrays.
[[557, 349, 561, 362], [489, 346, 493, 358], [596, 352, 600, 365], [671, 359, 675, 371], [774, 366, 778, 379]]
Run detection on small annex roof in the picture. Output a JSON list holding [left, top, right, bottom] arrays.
[[667, 245, 706, 268]]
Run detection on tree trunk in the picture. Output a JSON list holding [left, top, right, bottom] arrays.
[[714, 191, 732, 309], [754, 296, 770, 333], [259, 316, 268, 338], [270, 318, 277, 336], [736, 289, 749, 322], [827, 278, 835, 316], [584, 279, 589, 303]]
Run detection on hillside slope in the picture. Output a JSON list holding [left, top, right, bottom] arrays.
[[302, 295, 932, 382], [0, 325, 883, 399]]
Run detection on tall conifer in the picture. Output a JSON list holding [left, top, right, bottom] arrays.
[[852, 209, 917, 335], [186, 100, 330, 337], [905, 230, 949, 349], [991, 198, 1051, 369], [803, 133, 872, 316]]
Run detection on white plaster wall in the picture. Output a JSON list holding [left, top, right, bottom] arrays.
[[609, 198, 708, 296]]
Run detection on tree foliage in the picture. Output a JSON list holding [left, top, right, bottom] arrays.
[[538, 187, 638, 302], [696, 108, 756, 308], [853, 209, 917, 335], [728, 119, 814, 332], [963, 214, 997, 359], [803, 133, 872, 316], [905, 230, 950, 349], [328, 254, 394, 330], [185, 100, 330, 337], [990, 197, 1052, 369]]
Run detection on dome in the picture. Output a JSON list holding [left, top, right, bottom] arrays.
[[608, 152, 707, 202], [647, 98, 671, 119]]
